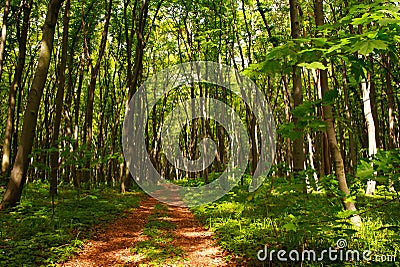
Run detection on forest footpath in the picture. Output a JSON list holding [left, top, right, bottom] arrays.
[[61, 197, 235, 267]]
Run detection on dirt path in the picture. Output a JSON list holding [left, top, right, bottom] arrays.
[[61, 197, 233, 266]]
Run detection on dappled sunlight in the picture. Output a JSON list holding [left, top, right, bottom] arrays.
[[60, 197, 233, 267], [61, 198, 156, 267], [164, 205, 232, 266]]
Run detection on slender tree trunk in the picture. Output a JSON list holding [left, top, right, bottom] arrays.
[[289, 0, 305, 188], [72, 55, 84, 188], [342, 60, 357, 174], [312, 69, 331, 175], [282, 76, 293, 179], [361, 63, 377, 195], [0, 0, 65, 209], [84, 0, 113, 178], [314, 0, 361, 226], [121, 0, 149, 192], [50, 0, 70, 197], [1, 0, 32, 174], [330, 64, 346, 165], [256, 0, 273, 40], [384, 54, 396, 149], [369, 59, 380, 148], [307, 133, 320, 191], [0, 0, 10, 80], [361, 68, 377, 157], [120, 0, 137, 192]]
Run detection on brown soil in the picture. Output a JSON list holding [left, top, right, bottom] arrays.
[[60, 197, 235, 267]]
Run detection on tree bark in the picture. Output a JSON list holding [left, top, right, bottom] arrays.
[[342, 60, 357, 174], [50, 0, 70, 197], [384, 54, 396, 149], [282, 76, 293, 179], [368, 59, 380, 148], [1, 0, 32, 174], [121, 0, 150, 192], [0, 0, 10, 81], [289, 0, 306, 187], [361, 73, 377, 157], [314, 0, 361, 226], [1, 0, 65, 209], [84, 0, 113, 153]]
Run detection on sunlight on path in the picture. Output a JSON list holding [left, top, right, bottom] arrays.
[[60, 197, 156, 267], [60, 197, 233, 266], [166, 205, 230, 266]]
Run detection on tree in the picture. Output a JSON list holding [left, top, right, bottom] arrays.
[[1, 0, 32, 174], [0, 0, 9, 81], [313, 0, 361, 226], [50, 0, 70, 197], [289, 0, 306, 188], [84, 0, 113, 179], [1, 0, 65, 209]]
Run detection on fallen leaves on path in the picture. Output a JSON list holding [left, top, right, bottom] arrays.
[[61, 197, 235, 266]]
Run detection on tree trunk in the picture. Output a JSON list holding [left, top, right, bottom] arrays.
[[84, 0, 113, 178], [314, 0, 361, 226], [0, 0, 10, 80], [289, 0, 305, 188], [1, 0, 32, 174], [50, 0, 70, 197], [361, 74, 377, 157], [384, 54, 396, 149], [72, 55, 85, 188], [342, 60, 357, 174], [0, 0, 65, 209], [282, 76, 293, 179], [121, 0, 149, 192], [368, 58, 380, 148], [361, 64, 377, 195]]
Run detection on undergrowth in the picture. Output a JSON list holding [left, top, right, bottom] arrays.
[[189, 175, 400, 266], [0, 181, 141, 266]]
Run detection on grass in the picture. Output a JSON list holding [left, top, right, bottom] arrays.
[[1, 169, 398, 266], [188, 175, 400, 266], [0, 181, 142, 266]]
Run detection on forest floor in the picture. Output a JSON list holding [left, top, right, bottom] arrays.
[[60, 197, 236, 267]]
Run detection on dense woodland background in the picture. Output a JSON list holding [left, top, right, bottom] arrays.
[[0, 0, 399, 265]]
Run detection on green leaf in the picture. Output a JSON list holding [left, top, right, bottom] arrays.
[[378, 18, 400, 26], [261, 60, 282, 74], [277, 123, 303, 140], [350, 59, 367, 81], [336, 210, 359, 219], [298, 61, 327, 70], [357, 39, 388, 55], [292, 101, 314, 118], [352, 13, 372, 25], [308, 120, 327, 131], [327, 43, 343, 54], [356, 159, 374, 179], [283, 222, 297, 231], [322, 89, 339, 104]]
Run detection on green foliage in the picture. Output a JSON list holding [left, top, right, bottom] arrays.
[[278, 122, 303, 140], [188, 174, 399, 266], [357, 39, 388, 56], [357, 149, 400, 191], [278, 98, 331, 140], [298, 61, 327, 70], [0, 182, 141, 266]]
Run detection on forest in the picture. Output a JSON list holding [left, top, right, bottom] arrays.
[[0, 0, 399, 266]]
